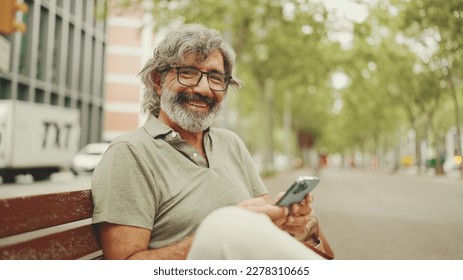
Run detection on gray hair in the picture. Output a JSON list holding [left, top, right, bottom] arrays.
[[139, 24, 240, 117]]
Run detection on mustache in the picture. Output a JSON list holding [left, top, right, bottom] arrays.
[[175, 92, 216, 107]]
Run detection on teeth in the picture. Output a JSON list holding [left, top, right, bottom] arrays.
[[188, 101, 207, 108]]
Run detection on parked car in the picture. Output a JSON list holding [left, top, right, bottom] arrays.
[[71, 142, 109, 175]]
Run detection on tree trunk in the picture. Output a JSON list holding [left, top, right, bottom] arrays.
[[415, 129, 423, 174], [448, 76, 463, 178], [435, 134, 445, 175], [263, 78, 275, 172]]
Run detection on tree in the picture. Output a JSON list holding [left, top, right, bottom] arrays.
[[118, 0, 338, 171], [398, 0, 463, 175]]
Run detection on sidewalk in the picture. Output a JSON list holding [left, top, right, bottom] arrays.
[[264, 166, 463, 259], [263, 166, 462, 198]]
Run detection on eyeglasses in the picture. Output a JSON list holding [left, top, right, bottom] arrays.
[[172, 66, 231, 91]]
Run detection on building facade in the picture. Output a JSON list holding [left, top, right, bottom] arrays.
[[0, 0, 107, 147], [103, 2, 156, 141]]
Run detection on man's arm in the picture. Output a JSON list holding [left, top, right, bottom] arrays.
[[99, 222, 193, 260]]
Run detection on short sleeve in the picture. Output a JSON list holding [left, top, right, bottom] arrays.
[[230, 132, 268, 198], [91, 142, 157, 230]]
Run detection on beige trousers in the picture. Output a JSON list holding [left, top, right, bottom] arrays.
[[187, 206, 324, 260]]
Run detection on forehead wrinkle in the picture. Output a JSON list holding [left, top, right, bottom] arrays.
[[180, 50, 224, 73]]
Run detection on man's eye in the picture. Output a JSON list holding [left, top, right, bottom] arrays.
[[179, 69, 198, 76], [209, 74, 225, 83]]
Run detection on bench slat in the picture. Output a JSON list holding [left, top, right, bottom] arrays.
[[0, 190, 93, 238], [0, 225, 102, 260]]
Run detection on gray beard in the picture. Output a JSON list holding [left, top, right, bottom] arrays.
[[160, 89, 222, 133]]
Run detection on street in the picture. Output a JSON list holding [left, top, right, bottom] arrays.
[[2, 167, 462, 260], [263, 167, 463, 260], [0, 173, 91, 199]]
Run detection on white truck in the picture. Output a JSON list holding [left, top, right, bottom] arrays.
[[0, 100, 80, 183]]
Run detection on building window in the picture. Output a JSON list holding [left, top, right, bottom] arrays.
[[66, 24, 75, 89], [51, 92, 59, 105], [17, 84, 29, 101], [64, 96, 72, 108], [52, 17, 63, 84], [35, 88, 45, 103], [79, 30, 86, 92], [18, 2, 32, 76], [0, 79, 12, 99], [37, 7, 49, 82]]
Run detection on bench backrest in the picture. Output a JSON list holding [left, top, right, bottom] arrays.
[[0, 190, 102, 260]]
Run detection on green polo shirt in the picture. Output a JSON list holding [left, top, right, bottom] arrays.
[[91, 115, 268, 248]]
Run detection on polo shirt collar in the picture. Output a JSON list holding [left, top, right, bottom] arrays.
[[143, 114, 211, 139], [143, 114, 172, 138]]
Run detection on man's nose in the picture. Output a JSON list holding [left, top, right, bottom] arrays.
[[194, 73, 212, 94]]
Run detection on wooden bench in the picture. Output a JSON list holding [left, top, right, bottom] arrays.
[[0, 187, 334, 260], [0, 190, 102, 260]]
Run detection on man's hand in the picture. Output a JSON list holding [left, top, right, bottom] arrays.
[[276, 193, 320, 244], [238, 197, 289, 227]]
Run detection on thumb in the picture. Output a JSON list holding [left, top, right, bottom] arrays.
[[274, 192, 285, 203]]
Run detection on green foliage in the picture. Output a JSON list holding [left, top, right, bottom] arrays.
[[115, 0, 463, 169]]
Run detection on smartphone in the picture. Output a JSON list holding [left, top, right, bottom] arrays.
[[275, 176, 320, 207]]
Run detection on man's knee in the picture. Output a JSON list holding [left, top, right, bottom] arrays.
[[199, 206, 271, 236]]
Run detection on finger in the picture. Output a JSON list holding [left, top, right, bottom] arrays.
[[305, 216, 320, 237], [266, 206, 289, 220], [291, 203, 312, 216], [282, 224, 302, 234], [286, 214, 318, 229], [273, 217, 288, 227], [291, 203, 299, 214], [305, 217, 318, 233], [286, 214, 310, 226], [274, 192, 285, 203], [303, 193, 313, 204]]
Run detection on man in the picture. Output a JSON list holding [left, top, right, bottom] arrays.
[[92, 24, 333, 260]]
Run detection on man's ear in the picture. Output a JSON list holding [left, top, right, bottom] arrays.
[[152, 72, 163, 96]]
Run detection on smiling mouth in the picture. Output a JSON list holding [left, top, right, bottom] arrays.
[[176, 92, 215, 110], [187, 100, 209, 108]]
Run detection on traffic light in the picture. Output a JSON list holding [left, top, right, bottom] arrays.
[[0, 0, 29, 35]]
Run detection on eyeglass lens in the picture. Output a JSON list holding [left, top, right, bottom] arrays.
[[177, 68, 229, 91]]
